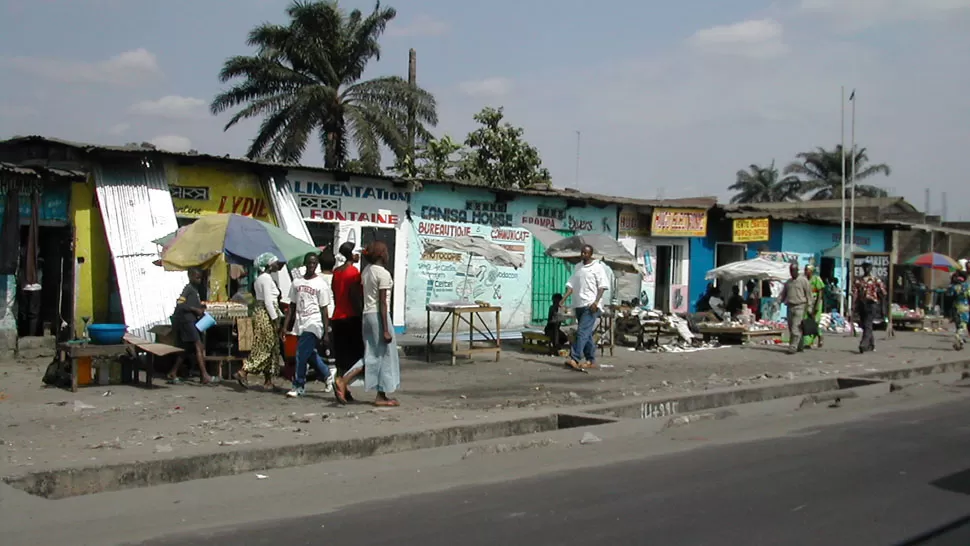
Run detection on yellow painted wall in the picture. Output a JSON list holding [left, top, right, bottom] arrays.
[[167, 164, 277, 300], [168, 165, 276, 223], [70, 176, 111, 335]]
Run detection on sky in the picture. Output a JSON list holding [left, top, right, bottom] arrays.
[[1, 0, 968, 217]]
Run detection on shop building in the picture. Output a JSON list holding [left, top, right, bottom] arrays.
[[406, 182, 620, 333], [616, 200, 716, 313], [285, 170, 411, 331], [0, 162, 83, 356]]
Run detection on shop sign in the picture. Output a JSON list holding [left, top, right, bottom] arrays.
[[650, 208, 707, 237], [732, 218, 770, 243], [171, 166, 274, 222], [420, 200, 513, 227]]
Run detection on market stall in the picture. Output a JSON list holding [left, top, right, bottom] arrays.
[[526, 227, 645, 357], [155, 213, 319, 378], [422, 236, 522, 365], [701, 257, 790, 344]]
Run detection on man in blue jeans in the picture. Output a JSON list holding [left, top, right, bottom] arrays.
[[561, 244, 609, 371], [283, 253, 333, 398]]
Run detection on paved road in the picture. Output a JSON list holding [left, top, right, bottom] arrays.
[[139, 396, 970, 546]]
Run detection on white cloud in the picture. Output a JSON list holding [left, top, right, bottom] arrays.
[[459, 77, 513, 98], [129, 95, 206, 120], [799, 0, 970, 27], [106, 122, 130, 136], [150, 135, 192, 153], [387, 15, 450, 37], [688, 19, 788, 58], [1, 48, 161, 86]]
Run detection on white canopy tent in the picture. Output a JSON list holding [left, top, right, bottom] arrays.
[[705, 257, 791, 284]]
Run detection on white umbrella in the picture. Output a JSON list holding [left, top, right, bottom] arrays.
[[421, 236, 524, 269], [705, 257, 791, 284], [523, 226, 643, 274]]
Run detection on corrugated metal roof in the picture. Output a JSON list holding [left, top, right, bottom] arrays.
[[265, 174, 313, 244], [721, 197, 918, 213], [93, 159, 187, 339], [1, 135, 718, 210]]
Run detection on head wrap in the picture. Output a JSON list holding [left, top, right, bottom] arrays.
[[254, 252, 279, 272], [805, 264, 815, 272]]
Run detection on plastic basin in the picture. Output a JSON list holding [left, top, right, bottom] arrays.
[[87, 324, 128, 345]]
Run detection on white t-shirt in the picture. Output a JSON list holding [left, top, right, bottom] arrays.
[[361, 264, 393, 315], [287, 275, 331, 338], [253, 272, 281, 320], [273, 265, 292, 304], [566, 260, 610, 309]]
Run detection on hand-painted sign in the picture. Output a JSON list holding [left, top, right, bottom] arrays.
[[732, 218, 770, 243], [650, 208, 707, 237], [171, 166, 276, 222], [291, 180, 409, 202]]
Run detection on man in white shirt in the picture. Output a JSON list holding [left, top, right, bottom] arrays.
[[561, 245, 610, 370], [283, 253, 333, 398]]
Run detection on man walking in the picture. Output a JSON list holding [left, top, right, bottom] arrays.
[[561, 244, 610, 371], [853, 260, 886, 354], [781, 262, 811, 354], [283, 252, 333, 398]]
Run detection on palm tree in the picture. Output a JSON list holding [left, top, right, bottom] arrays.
[[783, 145, 890, 200], [728, 161, 803, 204], [210, 1, 438, 173]]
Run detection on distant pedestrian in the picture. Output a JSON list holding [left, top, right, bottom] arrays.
[[802, 264, 826, 348], [561, 244, 609, 371], [948, 271, 969, 351], [852, 260, 886, 354], [781, 262, 811, 354]]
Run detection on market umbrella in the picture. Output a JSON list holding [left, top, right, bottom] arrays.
[[524, 226, 643, 274], [158, 214, 320, 271], [904, 252, 961, 272], [422, 236, 525, 269], [705, 257, 792, 284]]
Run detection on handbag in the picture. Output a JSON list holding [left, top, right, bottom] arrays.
[[800, 294, 821, 336]]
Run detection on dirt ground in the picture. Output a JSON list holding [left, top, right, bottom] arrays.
[[0, 330, 963, 475]]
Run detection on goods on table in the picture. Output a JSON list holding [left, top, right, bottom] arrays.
[[203, 301, 250, 319]]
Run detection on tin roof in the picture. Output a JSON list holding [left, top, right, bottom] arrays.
[[0, 135, 717, 210]]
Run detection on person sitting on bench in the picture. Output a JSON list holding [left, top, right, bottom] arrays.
[[544, 293, 569, 353]]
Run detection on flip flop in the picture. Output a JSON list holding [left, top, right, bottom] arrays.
[[166, 377, 183, 385], [334, 382, 348, 405], [234, 372, 249, 389], [374, 399, 400, 407], [203, 376, 222, 385]]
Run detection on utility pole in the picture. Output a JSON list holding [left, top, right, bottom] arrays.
[[574, 130, 581, 190], [840, 86, 846, 316], [407, 48, 417, 169]]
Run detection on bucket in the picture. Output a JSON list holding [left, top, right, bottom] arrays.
[[195, 313, 216, 332], [283, 334, 298, 358], [77, 357, 93, 386]]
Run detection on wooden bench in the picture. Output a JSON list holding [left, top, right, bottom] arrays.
[[522, 330, 553, 355]]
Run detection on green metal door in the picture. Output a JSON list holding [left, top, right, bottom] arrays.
[[531, 230, 574, 324]]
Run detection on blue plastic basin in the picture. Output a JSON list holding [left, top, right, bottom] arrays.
[[87, 323, 128, 345]]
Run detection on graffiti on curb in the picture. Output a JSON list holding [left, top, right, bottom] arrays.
[[641, 400, 679, 419]]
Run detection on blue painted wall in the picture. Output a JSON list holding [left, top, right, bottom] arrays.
[[689, 236, 715, 312], [780, 222, 886, 254], [406, 183, 618, 332]]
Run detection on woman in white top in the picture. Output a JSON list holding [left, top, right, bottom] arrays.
[[235, 252, 283, 390], [334, 241, 400, 407]]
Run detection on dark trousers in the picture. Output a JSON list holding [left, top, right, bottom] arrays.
[[858, 301, 877, 352]]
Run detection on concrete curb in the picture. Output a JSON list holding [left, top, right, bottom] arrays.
[[5, 358, 969, 500]]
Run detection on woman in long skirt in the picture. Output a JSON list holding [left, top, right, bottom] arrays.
[[802, 264, 826, 348], [335, 241, 399, 406], [235, 253, 283, 389]]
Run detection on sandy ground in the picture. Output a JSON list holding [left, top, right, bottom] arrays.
[[0, 329, 964, 474]]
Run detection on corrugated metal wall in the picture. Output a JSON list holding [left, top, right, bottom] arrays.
[[94, 159, 186, 339], [265, 175, 312, 244]]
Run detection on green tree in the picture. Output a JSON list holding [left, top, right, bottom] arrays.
[[728, 161, 802, 204], [210, 0, 438, 173], [783, 145, 890, 200], [457, 107, 550, 189], [391, 134, 464, 179]]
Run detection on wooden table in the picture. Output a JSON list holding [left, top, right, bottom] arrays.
[[58, 337, 185, 392], [426, 302, 501, 366], [697, 326, 784, 344]]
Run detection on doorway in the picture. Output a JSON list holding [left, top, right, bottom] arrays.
[[306, 221, 336, 250], [361, 227, 397, 315], [530, 229, 574, 323], [17, 225, 73, 338], [655, 246, 673, 313]]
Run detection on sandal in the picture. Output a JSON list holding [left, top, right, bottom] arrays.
[[374, 399, 400, 407], [334, 381, 348, 405], [234, 372, 249, 389], [564, 360, 588, 374], [166, 377, 183, 385], [202, 376, 222, 385]]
